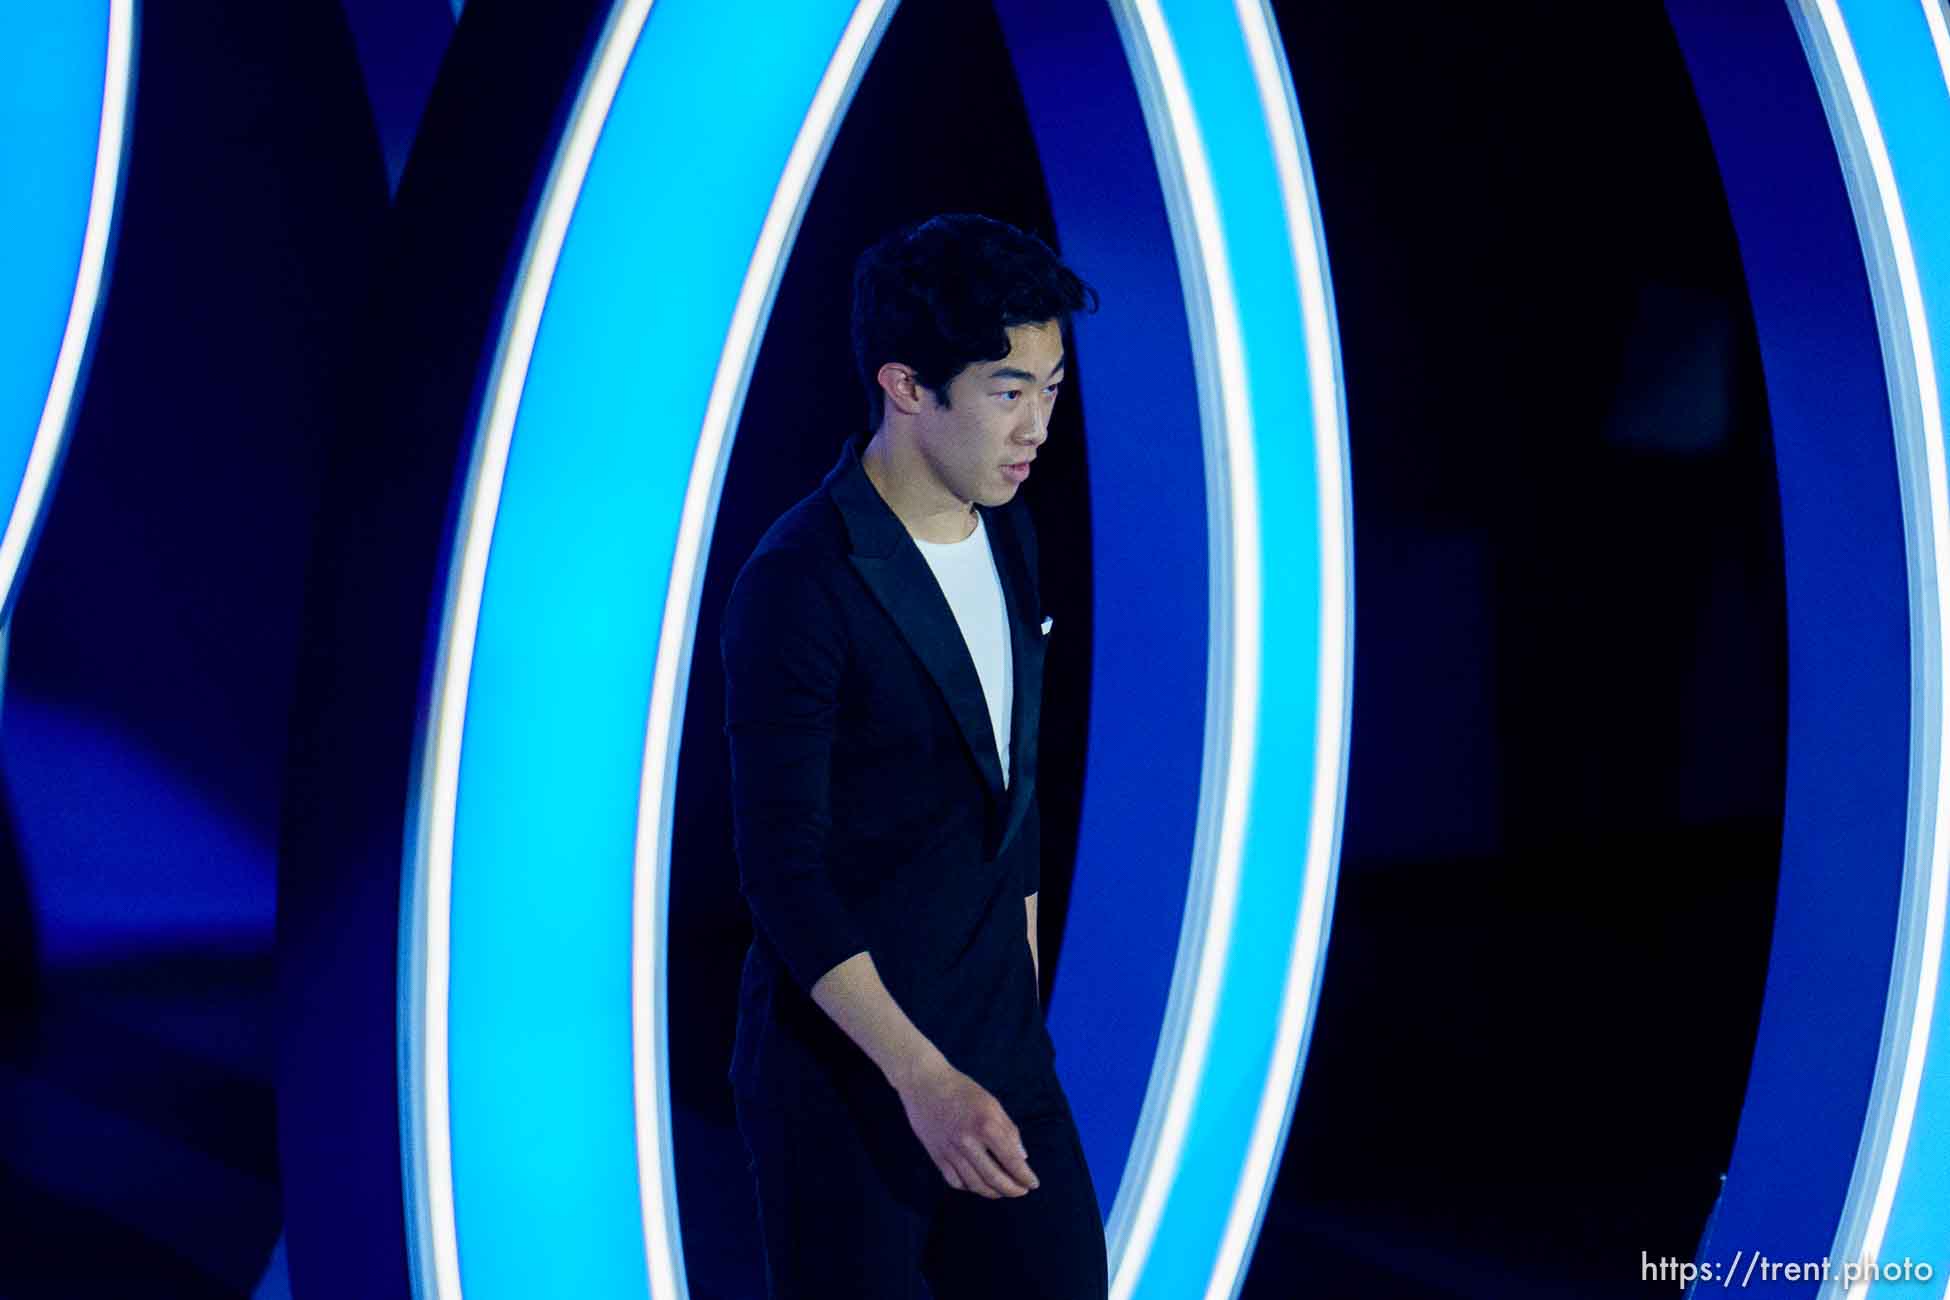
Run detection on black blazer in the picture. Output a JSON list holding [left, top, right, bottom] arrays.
[[720, 437, 1051, 1103]]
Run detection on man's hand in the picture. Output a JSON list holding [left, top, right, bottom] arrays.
[[894, 1056, 1039, 1198], [807, 951, 1038, 1197]]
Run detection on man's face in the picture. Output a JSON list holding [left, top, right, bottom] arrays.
[[913, 319, 1066, 509]]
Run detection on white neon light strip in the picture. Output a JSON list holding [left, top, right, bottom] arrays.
[[1918, 13, 1950, 1298], [1931, 1, 1950, 115], [627, 6, 896, 1296], [1203, 4, 1349, 1298], [408, 4, 656, 1298], [1797, 4, 1950, 1296], [1104, 3, 1261, 1296], [3, 0, 134, 617]]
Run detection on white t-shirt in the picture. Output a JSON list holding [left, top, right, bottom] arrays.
[[914, 513, 1014, 785]]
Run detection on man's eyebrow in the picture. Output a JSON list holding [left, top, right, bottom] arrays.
[[987, 356, 1067, 384]]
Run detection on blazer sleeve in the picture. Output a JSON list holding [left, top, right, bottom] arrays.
[[720, 547, 869, 992], [1015, 791, 1040, 897]]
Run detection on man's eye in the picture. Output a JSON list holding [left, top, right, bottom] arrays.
[[996, 391, 1021, 402], [1044, 384, 1062, 398]]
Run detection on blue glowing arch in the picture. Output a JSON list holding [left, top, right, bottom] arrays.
[[1763, 2, 1950, 1287], [0, 3, 134, 623], [400, 1, 1351, 1298], [1664, 0, 1950, 1289]]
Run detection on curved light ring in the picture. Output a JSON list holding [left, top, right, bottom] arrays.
[[1101, 3, 1262, 1293], [628, 3, 896, 1294], [1931, 1, 1950, 109], [1208, 2, 1351, 1293], [1099, 5, 1348, 1298], [405, 2, 894, 1298], [0, 1, 134, 623], [403, 3, 657, 1297], [1795, 3, 1950, 1293], [407, 2, 1349, 1297]]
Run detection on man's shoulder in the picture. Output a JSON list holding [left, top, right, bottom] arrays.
[[742, 479, 847, 575], [724, 478, 852, 633]]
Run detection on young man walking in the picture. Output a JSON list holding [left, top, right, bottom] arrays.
[[720, 213, 1106, 1298]]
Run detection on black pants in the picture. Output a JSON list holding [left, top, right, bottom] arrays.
[[734, 1067, 1108, 1299]]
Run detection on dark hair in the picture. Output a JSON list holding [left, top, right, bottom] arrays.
[[851, 213, 1098, 430]]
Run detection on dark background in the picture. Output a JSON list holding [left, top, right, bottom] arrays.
[[1257, 4, 1783, 1295], [0, 2, 1784, 1296]]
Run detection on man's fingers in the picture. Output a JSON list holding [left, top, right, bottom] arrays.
[[947, 1150, 999, 1198], [995, 1142, 1039, 1191], [960, 1138, 1030, 1198], [934, 1156, 965, 1193], [980, 1110, 1038, 1192], [981, 1115, 1023, 1155]]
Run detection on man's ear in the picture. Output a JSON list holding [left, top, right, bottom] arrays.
[[876, 362, 928, 416]]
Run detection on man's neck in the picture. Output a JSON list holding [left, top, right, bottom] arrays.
[[860, 429, 977, 543]]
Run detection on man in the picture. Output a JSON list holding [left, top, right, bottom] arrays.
[[720, 213, 1105, 1298]]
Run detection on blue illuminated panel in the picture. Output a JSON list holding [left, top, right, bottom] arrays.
[[0, 4, 132, 621], [1072, 6, 1350, 1296], [410, 3, 896, 1298], [1806, 2, 1950, 1289], [1664, 0, 1950, 1290]]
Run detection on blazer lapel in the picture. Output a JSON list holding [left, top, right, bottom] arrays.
[[827, 443, 1008, 809]]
